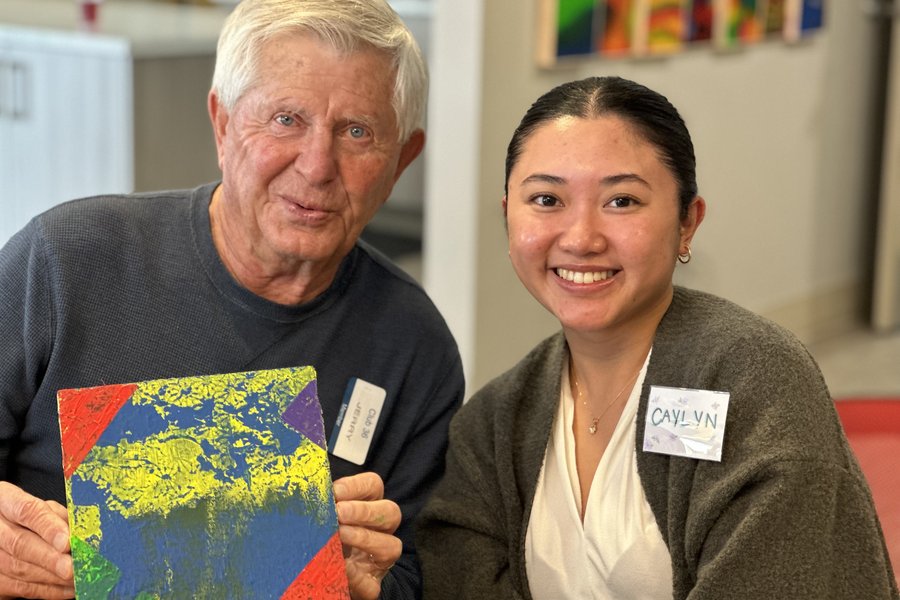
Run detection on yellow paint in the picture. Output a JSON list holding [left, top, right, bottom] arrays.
[[73, 505, 102, 548], [74, 367, 328, 520]]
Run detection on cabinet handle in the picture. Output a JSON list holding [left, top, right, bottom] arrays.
[[11, 61, 28, 120], [0, 60, 9, 119]]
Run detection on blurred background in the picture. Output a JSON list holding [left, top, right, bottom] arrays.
[[1, 0, 898, 581], [1, 0, 898, 396]]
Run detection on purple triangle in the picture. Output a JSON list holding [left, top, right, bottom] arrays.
[[282, 380, 327, 449]]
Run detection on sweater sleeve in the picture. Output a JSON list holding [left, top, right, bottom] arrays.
[[378, 353, 465, 600], [687, 456, 899, 599], [415, 394, 531, 600], [0, 222, 52, 484], [670, 333, 900, 599]]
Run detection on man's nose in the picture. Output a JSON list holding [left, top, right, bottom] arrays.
[[294, 130, 338, 185]]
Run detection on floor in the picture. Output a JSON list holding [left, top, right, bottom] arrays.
[[808, 327, 900, 400]]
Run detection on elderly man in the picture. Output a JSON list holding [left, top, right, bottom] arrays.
[[0, 1, 463, 598]]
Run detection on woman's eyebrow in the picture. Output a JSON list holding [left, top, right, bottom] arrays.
[[520, 173, 566, 186], [601, 173, 652, 188], [520, 172, 651, 188]]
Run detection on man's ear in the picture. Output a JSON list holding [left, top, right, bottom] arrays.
[[393, 129, 426, 183], [208, 90, 229, 171]]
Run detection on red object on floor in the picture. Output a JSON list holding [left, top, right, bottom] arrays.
[[834, 399, 900, 585]]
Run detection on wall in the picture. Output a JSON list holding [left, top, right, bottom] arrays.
[[425, 1, 888, 394]]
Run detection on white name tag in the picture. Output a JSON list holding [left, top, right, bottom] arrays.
[[642, 385, 730, 462], [329, 378, 386, 465]]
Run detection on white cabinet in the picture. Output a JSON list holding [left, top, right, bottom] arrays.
[[0, 29, 132, 242], [0, 0, 228, 246]]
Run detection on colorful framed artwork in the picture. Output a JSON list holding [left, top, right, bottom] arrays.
[[644, 0, 688, 55], [713, 0, 763, 49], [535, 0, 824, 66], [536, 0, 605, 66], [687, 0, 714, 42], [58, 366, 349, 599], [783, 0, 824, 42]]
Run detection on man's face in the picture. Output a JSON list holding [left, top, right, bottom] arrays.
[[210, 33, 423, 293]]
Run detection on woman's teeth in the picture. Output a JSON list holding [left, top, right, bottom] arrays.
[[556, 268, 614, 284]]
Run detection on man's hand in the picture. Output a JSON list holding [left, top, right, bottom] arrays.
[[0, 482, 75, 599], [333, 473, 402, 600]]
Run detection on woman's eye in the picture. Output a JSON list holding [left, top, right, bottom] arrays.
[[609, 196, 636, 208], [348, 126, 367, 139], [532, 194, 559, 208]]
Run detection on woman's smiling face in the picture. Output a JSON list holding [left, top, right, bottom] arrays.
[[504, 115, 702, 338]]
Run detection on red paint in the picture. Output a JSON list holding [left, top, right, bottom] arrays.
[[58, 383, 137, 478], [281, 532, 350, 599]]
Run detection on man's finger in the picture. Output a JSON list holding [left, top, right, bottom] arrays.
[[333, 473, 384, 503], [0, 484, 68, 552], [0, 570, 75, 600], [0, 521, 72, 582], [44, 502, 68, 528], [336, 499, 400, 533], [0, 548, 72, 587], [339, 525, 402, 567]]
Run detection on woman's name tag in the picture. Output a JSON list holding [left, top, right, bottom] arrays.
[[642, 385, 730, 462]]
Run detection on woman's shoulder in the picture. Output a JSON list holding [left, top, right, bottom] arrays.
[[664, 286, 810, 358], [657, 288, 841, 464], [457, 332, 565, 427]]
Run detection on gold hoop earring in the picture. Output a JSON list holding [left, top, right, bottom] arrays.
[[677, 247, 692, 264]]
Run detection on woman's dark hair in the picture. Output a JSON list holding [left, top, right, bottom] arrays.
[[504, 76, 697, 218]]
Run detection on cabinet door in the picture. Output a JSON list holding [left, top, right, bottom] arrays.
[[0, 30, 133, 246], [0, 30, 15, 244]]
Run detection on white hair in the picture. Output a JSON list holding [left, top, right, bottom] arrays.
[[212, 0, 427, 142]]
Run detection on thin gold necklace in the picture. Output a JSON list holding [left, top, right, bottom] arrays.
[[571, 363, 642, 435]]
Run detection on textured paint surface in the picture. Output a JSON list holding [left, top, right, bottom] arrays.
[[60, 367, 350, 599], [282, 380, 328, 450], [281, 533, 348, 599]]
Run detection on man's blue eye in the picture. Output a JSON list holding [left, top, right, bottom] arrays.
[[349, 126, 366, 138], [276, 115, 295, 126]]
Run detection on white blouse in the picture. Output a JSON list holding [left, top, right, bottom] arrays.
[[525, 352, 673, 599]]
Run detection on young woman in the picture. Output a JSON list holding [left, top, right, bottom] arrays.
[[417, 76, 898, 599]]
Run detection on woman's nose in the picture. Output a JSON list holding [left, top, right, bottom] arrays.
[[557, 207, 607, 255]]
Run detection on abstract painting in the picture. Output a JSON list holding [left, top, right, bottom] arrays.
[[536, 0, 604, 66], [601, 0, 634, 56], [535, 0, 824, 65], [713, 0, 763, 49], [644, 0, 687, 55], [58, 366, 349, 599]]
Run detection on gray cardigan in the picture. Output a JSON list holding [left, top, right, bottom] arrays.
[[417, 287, 898, 599]]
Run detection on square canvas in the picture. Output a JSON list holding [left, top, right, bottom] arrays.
[[536, 0, 605, 67], [713, 0, 763, 49], [643, 0, 687, 55], [58, 366, 349, 599]]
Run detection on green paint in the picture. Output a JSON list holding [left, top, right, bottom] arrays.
[[72, 536, 121, 599]]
